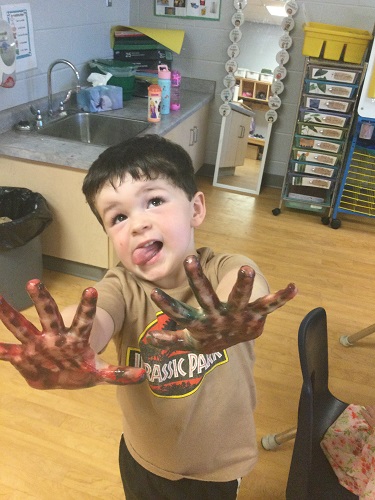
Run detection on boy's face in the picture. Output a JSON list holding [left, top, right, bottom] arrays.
[[95, 174, 206, 289]]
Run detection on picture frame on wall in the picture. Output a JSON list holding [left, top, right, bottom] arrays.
[[155, 0, 221, 21]]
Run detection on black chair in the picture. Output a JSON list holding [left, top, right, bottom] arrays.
[[286, 307, 358, 500]]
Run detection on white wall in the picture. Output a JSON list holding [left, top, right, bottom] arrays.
[[0, 0, 131, 111]]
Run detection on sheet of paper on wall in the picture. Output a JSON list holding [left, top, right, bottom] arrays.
[[1, 3, 37, 72], [155, 0, 221, 21], [110, 25, 185, 54], [0, 19, 16, 87]]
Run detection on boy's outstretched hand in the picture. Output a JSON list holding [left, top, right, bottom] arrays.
[[147, 255, 297, 353], [0, 280, 146, 390]]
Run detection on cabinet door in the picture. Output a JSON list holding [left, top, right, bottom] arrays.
[[165, 104, 209, 172], [221, 110, 251, 168], [0, 157, 112, 268], [186, 104, 209, 171]]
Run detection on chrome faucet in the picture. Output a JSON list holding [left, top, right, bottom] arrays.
[[47, 59, 81, 117]]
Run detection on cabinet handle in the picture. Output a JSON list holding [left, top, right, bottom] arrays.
[[189, 128, 194, 146], [239, 125, 245, 138], [193, 126, 198, 144]]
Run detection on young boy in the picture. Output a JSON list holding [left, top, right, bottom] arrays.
[[0, 135, 297, 499]]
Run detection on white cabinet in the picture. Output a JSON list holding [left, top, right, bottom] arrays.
[[165, 104, 209, 172], [219, 108, 252, 169]]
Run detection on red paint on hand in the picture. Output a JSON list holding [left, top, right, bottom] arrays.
[[0, 280, 146, 389]]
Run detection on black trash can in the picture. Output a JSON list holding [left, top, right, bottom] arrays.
[[0, 187, 52, 310]]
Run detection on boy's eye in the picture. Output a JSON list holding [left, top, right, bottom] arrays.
[[112, 213, 127, 225], [148, 197, 164, 208]]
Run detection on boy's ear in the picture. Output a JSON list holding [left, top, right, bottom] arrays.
[[191, 191, 206, 227]]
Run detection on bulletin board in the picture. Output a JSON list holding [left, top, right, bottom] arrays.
[[155, 0, 221, 21]]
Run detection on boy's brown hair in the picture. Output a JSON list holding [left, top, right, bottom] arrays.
[[82, 134, 198, 226]]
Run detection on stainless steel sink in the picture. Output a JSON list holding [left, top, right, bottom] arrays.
[[37, 112, 150, 146]]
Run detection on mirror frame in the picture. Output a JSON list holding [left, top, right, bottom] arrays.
[[213, 0, 298, 195]]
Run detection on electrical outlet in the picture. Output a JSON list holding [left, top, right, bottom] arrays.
[[106, 0, 112, 6]]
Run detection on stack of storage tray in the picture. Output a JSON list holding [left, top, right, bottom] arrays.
[[276, 57, 364, 216]]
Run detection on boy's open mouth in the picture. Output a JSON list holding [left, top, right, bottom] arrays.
[[133, 240, 163, 266]]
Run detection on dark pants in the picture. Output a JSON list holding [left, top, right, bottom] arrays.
[[119, 435, 240, 500]]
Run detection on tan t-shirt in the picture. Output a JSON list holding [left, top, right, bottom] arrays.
[[95, 247, 265, 481]]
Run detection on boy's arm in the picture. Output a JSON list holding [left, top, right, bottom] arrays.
[[146, 255, 297, 353], [0, 280, 146, 390]]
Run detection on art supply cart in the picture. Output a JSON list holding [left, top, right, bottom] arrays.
[[330, 37, 375, 228]]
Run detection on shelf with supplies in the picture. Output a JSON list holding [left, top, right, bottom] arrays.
[[272, 57, 366, 219], [235, 77, 272, 106]]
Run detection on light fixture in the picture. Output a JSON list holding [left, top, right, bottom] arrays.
[[265, 5, 286, 17]]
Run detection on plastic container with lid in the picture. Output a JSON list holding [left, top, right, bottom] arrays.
[[158, 64, 171, 115]]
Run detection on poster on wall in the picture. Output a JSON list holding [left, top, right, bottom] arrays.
[[0, 3, 37, 72], [155, 0, 221, 20]]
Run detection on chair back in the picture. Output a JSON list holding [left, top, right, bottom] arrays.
[[286, 307, 358, 500]]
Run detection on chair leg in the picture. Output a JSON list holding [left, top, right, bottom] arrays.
[[261, 426, 297, 450], [340, 323, 375, 346]]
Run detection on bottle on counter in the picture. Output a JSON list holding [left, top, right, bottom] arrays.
[[170, 70, 181, 111], [147, 84, 162, 123], [158, 64, 171, 115]]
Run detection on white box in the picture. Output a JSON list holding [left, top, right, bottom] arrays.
[[260, 74, 273, 83], [246, 71, 259, 80]]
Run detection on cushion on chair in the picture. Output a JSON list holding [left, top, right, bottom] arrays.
[[321, 404, 375, 498]]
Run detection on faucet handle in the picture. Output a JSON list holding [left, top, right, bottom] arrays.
[[29, 105, 43, 128], [35, 109, 43, 129], [58, 101, 68, 117], [63, 89, 73, 103]]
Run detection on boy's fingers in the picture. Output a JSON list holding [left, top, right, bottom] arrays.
[[227, 266, 255, 310], [26, 280, 66, 335], [70, 287, 98, 342], [250, 283, 298, 315], [0, 342, 22, 361], [0, 295, 40, 342], [184, 255, 222, 312], [151, 288, 200, 325]]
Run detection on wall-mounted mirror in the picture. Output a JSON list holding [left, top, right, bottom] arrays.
[[213, 0, 297, 195]]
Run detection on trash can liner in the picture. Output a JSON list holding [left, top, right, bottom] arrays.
[[0, 187, 52, 250]]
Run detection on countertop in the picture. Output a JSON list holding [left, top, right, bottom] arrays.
[[0, 78, 214, 171]]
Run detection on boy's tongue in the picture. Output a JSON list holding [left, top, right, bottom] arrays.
[[133, 241, 161, 266]]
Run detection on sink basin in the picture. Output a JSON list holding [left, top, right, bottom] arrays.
[[37, 112, 150, 146]]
